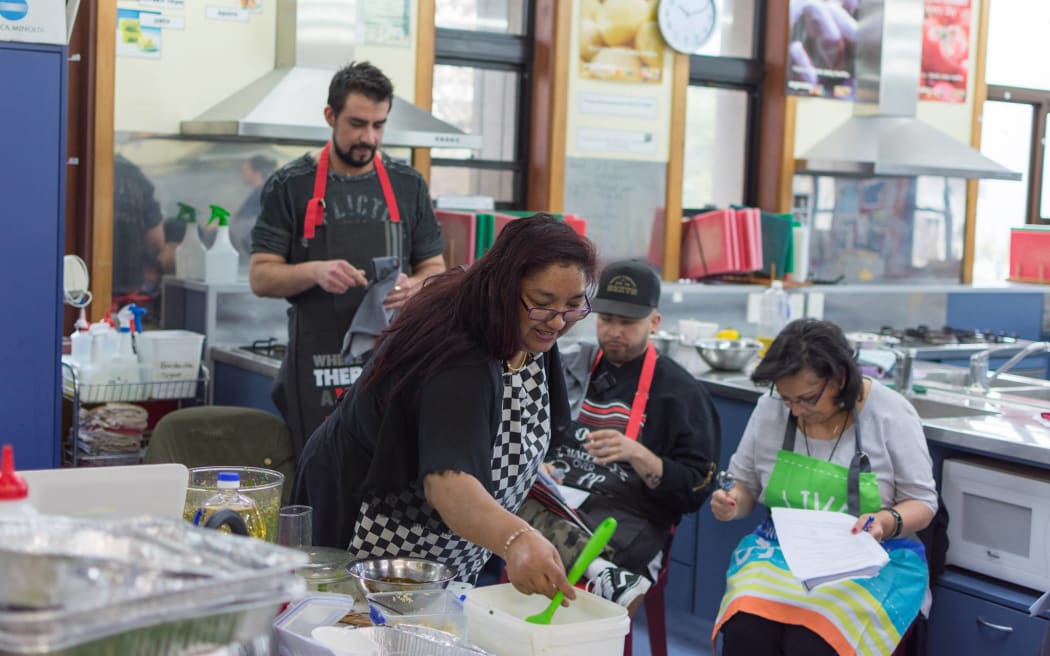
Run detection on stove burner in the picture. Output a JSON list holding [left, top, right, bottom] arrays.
[[877, 325, 1019, 346], [239, 337, 286, 360]]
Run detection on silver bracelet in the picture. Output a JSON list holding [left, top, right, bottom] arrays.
[[503, 526, 536, 559]]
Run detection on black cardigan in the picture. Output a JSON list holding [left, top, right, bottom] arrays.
[[293, 343, 572, 549]]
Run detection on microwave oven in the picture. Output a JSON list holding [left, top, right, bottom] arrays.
[[942, 457, 1050, 591]]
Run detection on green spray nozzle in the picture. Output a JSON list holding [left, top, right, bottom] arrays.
[[208, 204, 231, 227], [175, 202, 197, 224]]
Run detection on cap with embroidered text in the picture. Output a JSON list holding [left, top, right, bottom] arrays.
[[591, 260, 660, 319]]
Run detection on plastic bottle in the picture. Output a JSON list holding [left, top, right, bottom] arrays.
[[192, 471, 266, 540], [174, 202, 206, 281], [204, 204, 238, 284], [107, 304, 144, 399], [0, 445, 36, 517], [756, 280, 790, 357], [70, 308, 92, 367]]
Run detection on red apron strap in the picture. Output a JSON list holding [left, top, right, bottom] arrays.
[[303, 142, 330, 241], [590, 342, 658, 441], [373, 155, 401, 224]]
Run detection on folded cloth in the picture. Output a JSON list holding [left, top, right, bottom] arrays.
[[341, 255, 401, 364]]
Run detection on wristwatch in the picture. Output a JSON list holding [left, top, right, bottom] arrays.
[[881, 506, 903, 538]]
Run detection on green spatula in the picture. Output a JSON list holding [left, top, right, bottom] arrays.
[[525, 517, 618, 625]]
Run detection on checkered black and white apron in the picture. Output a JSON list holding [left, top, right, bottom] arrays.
[[350, 356, 551, 581]]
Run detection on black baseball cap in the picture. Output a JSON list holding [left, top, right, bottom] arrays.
[[591, 260, 661, 319]]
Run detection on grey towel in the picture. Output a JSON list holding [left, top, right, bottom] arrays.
[[341, 255, 401, 364]]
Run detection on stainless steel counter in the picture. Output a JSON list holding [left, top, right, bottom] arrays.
[[695, 360, 1050, 467], [210, 345, 282, 378]]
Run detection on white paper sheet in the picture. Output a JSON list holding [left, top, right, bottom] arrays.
[[771, 507, 890, 591]]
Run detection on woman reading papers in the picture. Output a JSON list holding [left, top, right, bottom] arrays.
[[710, 319, 937, 656]]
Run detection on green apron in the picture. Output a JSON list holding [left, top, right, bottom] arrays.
[[714, 409, 929, 656]]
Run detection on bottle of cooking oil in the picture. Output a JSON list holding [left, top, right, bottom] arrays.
[[192, 471, 266, 540]]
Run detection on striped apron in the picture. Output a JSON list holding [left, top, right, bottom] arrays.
[[712, 411, 928, 655]]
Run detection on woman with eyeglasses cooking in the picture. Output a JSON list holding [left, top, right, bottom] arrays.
[[293, 214, 597, 600], [709, 318, 937, 656]]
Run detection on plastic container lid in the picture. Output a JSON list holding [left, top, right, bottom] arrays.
[[217, 471, 240, 489], [0, 445, 28, 501]]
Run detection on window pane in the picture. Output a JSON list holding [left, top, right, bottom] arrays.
[[429, 166, 518, 205], [682, 86, 748, 208], [435, 0, 527, 34], [973, 101, 1032, 282], [987, 3, 1050, 90], [695, 0, 756, 58], [1042, 120, 1050, 221], [431, 65, 519, 161]]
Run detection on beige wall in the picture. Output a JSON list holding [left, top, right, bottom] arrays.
[[114, 1, 418, 135]]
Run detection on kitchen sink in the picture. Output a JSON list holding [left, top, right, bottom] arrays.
[[906, 396, 1000, 420], [997, 387, 1050, 404], [918, 369, 1036, 389]]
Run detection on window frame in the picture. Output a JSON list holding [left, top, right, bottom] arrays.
[[986, 84, 1050, 225], [432, 8, 534, 210]]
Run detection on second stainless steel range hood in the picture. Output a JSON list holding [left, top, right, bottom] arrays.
[[795, 0, 1020, 180], [180, 0, 481, 149]]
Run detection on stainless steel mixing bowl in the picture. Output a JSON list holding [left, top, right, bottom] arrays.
[[347, 557, 456, 597], [694, 339, 762, 371]]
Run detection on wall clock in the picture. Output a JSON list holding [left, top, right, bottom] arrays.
[[657, 0, 718, 54]]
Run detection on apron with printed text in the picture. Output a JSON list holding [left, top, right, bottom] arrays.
[[712, 412, 928, 656], [272, 144, 403, 456]]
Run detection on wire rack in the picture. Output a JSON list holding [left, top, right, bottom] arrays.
[[61, 360, 210, 468]]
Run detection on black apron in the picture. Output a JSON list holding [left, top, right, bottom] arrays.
[[273, 143, 403, 456]]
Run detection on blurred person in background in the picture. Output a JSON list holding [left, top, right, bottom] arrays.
[[111, 154, 163, 305], [231, 154, 277, 259]]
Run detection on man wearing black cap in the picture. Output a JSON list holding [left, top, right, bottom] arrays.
[[521, 259, 721, 612]]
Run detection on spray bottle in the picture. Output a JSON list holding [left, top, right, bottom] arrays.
[[174, 202, 206, 280], [107, 304, 144, 399], [70, 308, 92, 367], [204, 204, 238, 284]]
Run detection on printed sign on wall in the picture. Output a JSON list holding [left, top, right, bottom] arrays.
[[786, 0, 859, 100], [116, 8, 162, 58], [919, 0, 970, 103]]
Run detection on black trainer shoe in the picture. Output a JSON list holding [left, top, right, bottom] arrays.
[[587, 565, 651, 610]]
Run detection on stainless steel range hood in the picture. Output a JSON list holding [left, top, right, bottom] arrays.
[[795, 0, 1020, 180], [180, 0, 481, 149]]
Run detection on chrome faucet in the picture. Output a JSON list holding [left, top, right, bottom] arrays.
[[969, 341, 1050, 392], [885, 347, 916, 396]]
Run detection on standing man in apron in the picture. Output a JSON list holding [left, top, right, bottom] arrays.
[[521, 260, 721, 613], [250, 62, 446, 455]]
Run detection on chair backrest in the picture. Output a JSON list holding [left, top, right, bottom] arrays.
[[144, 406, 296, 504]]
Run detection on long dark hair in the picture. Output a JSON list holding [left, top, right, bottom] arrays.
[[359, 214, 598, 402], [751, 318, 864, 410]]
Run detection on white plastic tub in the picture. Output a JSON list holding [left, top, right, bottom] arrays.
[[462, 583, 629, 656], [135, 330, 204, 399]]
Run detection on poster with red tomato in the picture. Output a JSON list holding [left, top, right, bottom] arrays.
[[920, 0, 971, 103]]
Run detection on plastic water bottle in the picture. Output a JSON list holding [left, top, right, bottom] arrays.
[[70, 308, 92, 367], [174, 202, 206, 280], [193, 471, 266, 540], [0, 445, 36, 517], [756, 281, 790, 357]]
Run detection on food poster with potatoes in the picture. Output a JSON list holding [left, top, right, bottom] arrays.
[[919, 0, 970, 103], [116, 8, 162, 59], [786, 0, 859, 100], [579, 0, 665, 83]]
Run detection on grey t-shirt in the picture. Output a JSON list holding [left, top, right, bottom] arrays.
[[250, 152, 444, 271], [728, 378, 938, 515]]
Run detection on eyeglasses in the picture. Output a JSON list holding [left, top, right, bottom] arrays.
[[769, 379, 830, 408], [521, 298, 591, 323]]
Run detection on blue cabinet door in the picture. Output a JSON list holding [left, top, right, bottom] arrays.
[[0, 43, 66, 469]]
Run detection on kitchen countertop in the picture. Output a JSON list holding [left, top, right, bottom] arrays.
[[693, 357, 1050, 467], [211, 341, 1050, 468]]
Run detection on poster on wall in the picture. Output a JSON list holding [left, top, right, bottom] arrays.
[[786, 0, 859, 100], [360, 0, 410, 48], [578, 0, 664, 83], [116, 8, 162, 58], [919, 0, 970, 103]]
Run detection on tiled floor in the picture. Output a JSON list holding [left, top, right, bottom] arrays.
[[629, 606, 715, 656]]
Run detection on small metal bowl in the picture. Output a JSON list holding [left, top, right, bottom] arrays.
[[694, 338, 762, 371], [347, 557, 456, 597], [651, 331, 682, 357]]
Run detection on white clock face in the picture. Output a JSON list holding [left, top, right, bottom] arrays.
[[657, 0, 718, 54]]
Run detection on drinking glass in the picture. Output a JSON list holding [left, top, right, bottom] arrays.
[[277, 504, 313, 548]]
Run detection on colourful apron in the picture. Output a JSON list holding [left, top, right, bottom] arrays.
[[272, 144, 403, 455], [713, 412, 929, 656]]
